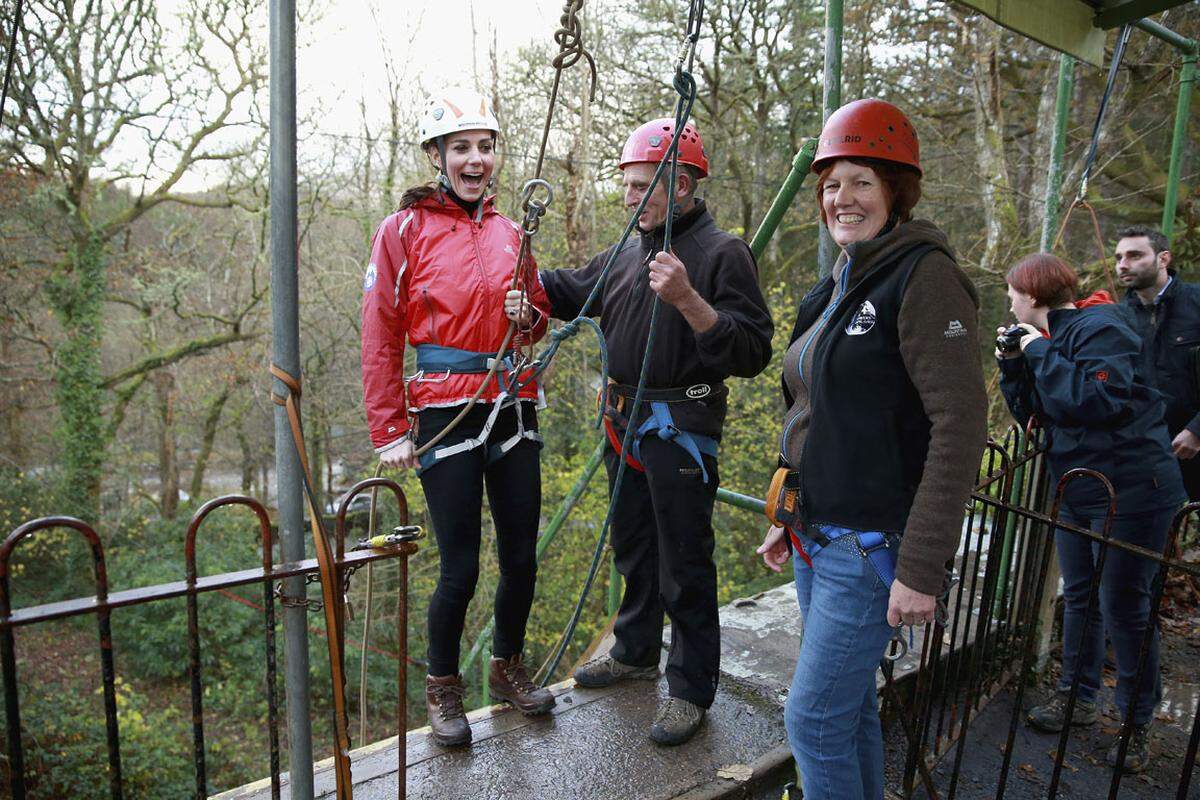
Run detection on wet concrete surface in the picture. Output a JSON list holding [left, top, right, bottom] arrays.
[[217, 583, 808, 800]]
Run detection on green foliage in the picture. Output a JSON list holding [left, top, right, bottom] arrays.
[[2, 673, 192, 800]]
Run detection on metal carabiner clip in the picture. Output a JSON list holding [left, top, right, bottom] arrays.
[[884, 628, 909, 662], [520, 178, 554, 234]]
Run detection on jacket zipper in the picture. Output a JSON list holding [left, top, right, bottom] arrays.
[[780, 263, 852, 465], [423, 289, 441, 345], [469, 221, 493, 325]]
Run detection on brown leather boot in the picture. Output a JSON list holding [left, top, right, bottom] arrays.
[[425, 673, 471, 746], [488, 654, 556, 715]]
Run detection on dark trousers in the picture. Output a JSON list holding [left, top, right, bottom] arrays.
[[1179, 455, 1200, 502], [606, 435, 720, 708], [417, 403, 541, 677], [1054, 507, 1173, 725]]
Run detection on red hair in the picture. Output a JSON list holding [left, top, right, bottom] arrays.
[[1006, 253, 1078, 308]]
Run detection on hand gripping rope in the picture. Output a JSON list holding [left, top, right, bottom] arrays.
[[535, 0, 707, 686]]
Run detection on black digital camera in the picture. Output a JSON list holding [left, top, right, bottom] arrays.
[[996, 324, 1025, 355]]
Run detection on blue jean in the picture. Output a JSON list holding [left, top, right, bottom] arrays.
[[1055, 508, 1173, 725], [785, 529, 896, 800]]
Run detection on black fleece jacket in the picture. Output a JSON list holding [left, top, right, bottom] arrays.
[[539, 200, 774, 439]]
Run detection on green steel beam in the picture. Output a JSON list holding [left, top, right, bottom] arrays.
[[952, 0, 1105, 66], [749, 140, 818, 260], [1099, 1, 1193, 30], [1041, 54, 1075, 252], [1163, 53, 1196, 243], [1134, 17, 1199, 54], [818, 0, 843, 276]]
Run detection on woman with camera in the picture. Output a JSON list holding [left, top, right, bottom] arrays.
[[997, 252, 1184, 773]]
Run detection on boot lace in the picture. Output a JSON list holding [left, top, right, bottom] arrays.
[[503, 660, 538, 694], [431, 682, 466, 721]]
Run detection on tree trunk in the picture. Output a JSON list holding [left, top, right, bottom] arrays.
[[152, 369, 180, 519], [47, 235, 107, 519], [0, 336, 27, 470], [190, 384, 234, 502], [967, 21, 1018, 274], [238, 424, 254, 494]]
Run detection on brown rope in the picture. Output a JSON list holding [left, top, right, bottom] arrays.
[[1050, 198, 1118, 298], [270, 364, 355, 799]]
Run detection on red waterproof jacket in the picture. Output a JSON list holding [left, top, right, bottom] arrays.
[[361, 193, 550, 451]]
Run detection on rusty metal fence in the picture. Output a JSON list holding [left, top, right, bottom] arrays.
[[887, 422, 1200, 800], [0, 478, 417, 800]]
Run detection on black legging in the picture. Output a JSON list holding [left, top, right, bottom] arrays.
[[415, 402, 541, 677]]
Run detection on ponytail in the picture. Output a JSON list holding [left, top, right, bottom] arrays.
[[398, 182, 440, 211]]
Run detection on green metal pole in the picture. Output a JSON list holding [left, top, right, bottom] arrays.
[[460, 441, 605, 684], [749, 140, 818, 260], [1163, 53, 1196, 244], [1040, 54, 1075, 252], [715, 487, 767, 515], [818, 0, 843, 277]]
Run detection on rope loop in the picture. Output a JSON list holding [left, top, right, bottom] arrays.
[[551, 0, 598, 101]]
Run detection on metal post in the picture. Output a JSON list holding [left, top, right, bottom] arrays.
[[269, 0, 314, 796], [1163, 53, 1196, 244], [1041, 54, 1075, 252], [817, 0, 843, 277], [749, 140, 818, 260]]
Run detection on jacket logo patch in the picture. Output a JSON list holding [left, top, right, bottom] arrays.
[[944, 319, 966, 339], [504, 244, 515, 255], [685, 384, 712, 399], [845, 301, 877, 336], [1095, 370, 1109, 382], [363, 262, 378, 292]]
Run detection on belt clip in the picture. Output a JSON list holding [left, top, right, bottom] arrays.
[[658, 423, 680, 442], [855, 535, 888, 559]]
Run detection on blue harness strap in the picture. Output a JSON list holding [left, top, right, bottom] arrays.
[[803, 526, 897, 589], [414, 343, 513, 374], [630, 401, 718, 483]]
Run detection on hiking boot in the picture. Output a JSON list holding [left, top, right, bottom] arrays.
[[649, 696, 706, 746], [1026, 692, 1098, 733], [425, 673, 471, 746], [488, 654, 556, 715], [572, 652, 659, 688], [1107, 723, 1152, 773]]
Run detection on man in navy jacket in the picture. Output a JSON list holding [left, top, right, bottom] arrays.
[[1117, 224, 1200, 499]]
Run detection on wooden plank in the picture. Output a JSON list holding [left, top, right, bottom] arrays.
[[952, 0, 1107, 66], [1096, 0, 1192, 29]]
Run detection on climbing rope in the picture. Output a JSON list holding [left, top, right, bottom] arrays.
[[536, 0, 706, 686], [1050, 24, 1130, 297], [409, 0, 598, 461]]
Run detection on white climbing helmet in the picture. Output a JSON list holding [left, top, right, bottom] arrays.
[[418, 89, 501, 147]]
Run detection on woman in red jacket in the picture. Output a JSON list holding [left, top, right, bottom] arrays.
[[360, 89, 554, 746]]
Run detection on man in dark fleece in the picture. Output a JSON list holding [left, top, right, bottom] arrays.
[[506, 119, 773, 746]]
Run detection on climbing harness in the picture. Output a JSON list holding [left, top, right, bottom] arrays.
[[409, 344, 543, 472], [602, 382, 723, 483]]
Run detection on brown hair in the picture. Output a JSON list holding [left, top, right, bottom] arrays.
[[814, 157, 922, 225], [1006, 253, 1079, 308]]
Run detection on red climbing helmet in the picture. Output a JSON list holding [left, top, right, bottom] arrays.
[[812, 99, 921, 177], [619, 118, 709, 178]]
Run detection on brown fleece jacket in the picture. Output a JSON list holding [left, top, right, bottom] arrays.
[[782, 220, 988, 594]]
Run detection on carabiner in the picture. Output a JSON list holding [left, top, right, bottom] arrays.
[[884, 629, 908, 662]]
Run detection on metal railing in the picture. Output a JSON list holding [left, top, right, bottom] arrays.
[[889, 423, 1200, 799], [0, 478, 417, 800]]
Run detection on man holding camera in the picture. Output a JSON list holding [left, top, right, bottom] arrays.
[[1116, 224, 1200, 499]]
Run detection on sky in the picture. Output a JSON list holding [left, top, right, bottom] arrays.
[[296, 0, 566, 139]]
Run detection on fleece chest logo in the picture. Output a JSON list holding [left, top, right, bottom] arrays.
[[944, 320, 966, 339], [845, 300, 877, 336], [1095, 370, 1109, 382], [363, 262, 378, 292]]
